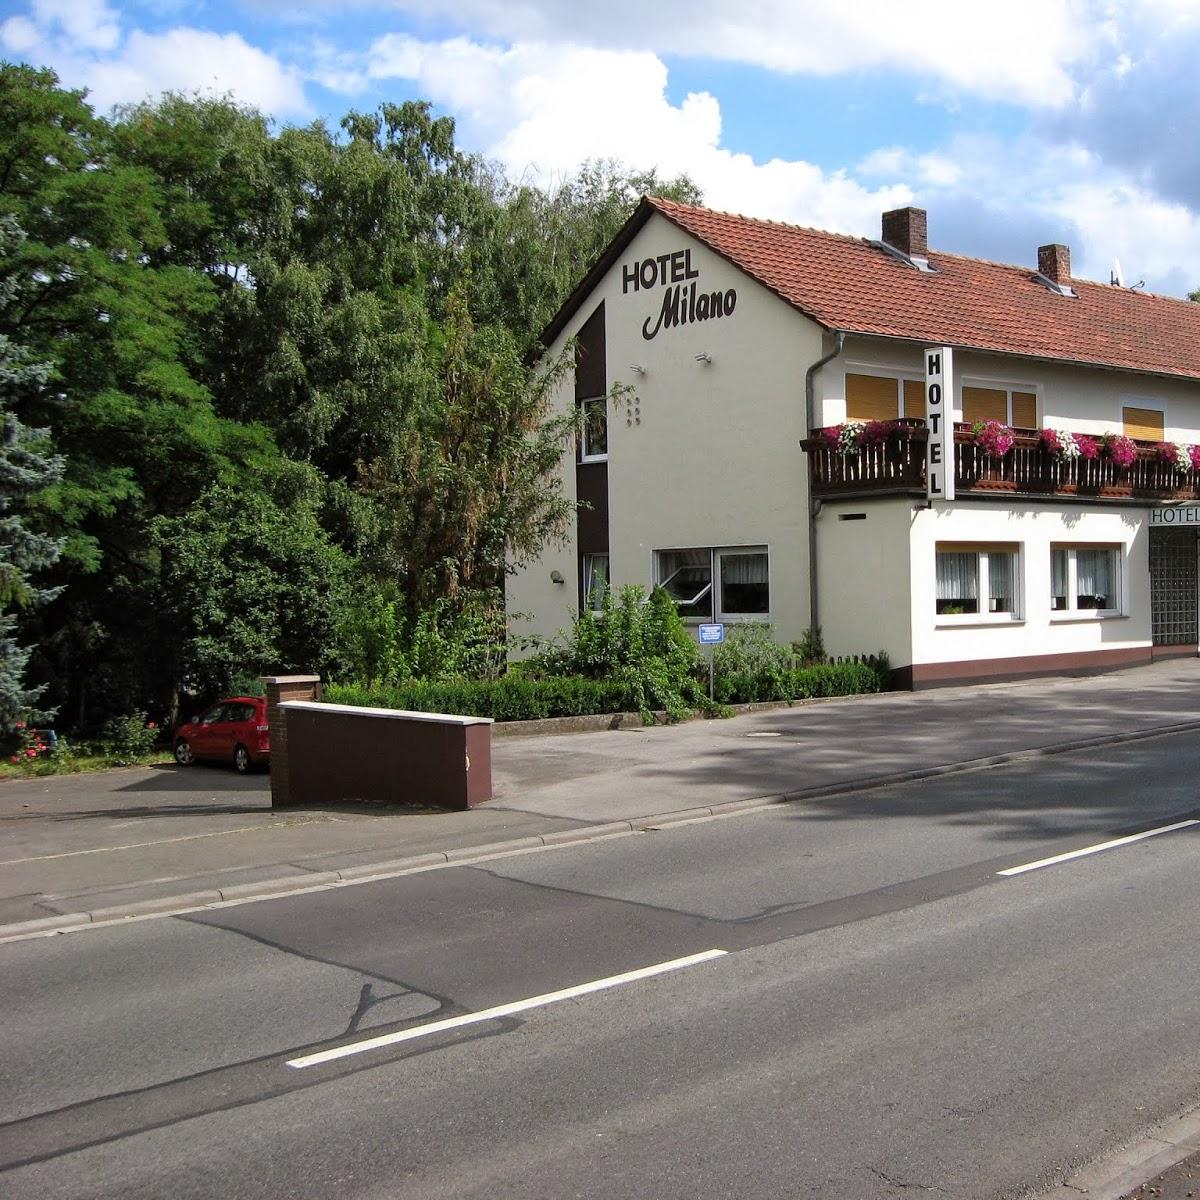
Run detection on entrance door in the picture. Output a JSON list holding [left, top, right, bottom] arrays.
[[1149, 528, 1198, 645]]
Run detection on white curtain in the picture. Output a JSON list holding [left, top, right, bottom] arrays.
[[988, 552, 1016, 612], [1051, 549, 1068, 608], [720, 553, 768, 583], [936, 552, 978, 601], [1076, 549, 1114, 604]]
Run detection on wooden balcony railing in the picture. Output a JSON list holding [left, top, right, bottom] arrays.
[[801, 421, 1200, 502]]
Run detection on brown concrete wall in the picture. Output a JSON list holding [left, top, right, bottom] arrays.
[[278, 702, 493, 811]]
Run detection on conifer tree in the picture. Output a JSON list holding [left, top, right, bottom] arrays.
[[0, 217, 64, 731]]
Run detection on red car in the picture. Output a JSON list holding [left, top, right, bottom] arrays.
[[173, 697, 270, 774]]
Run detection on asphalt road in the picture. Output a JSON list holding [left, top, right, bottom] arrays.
[[3, 732, 1200, 1198]]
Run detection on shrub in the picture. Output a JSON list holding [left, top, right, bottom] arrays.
[[335, 586, 507, 684], [327, 676, 633, 722], [99, 711, 160, 764], [713, 657, 889, 705], [791, 626, 826, 665], [530, 585, 700, 721]]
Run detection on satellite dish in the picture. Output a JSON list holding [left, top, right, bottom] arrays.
[[1111, 258, 1125, 287]]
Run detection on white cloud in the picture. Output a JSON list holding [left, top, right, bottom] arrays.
[[376, 0, 1091, 108], [368, 36, 911, 233], [0, 15, 41, 54], [1, 2, 312, 119], [78, 28, 311, 115], [32, 0, 120, 53]]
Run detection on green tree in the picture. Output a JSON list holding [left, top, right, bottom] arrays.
[[0, 65, 285, 721], [0, 216, 64, 730], [153, 477, 350, 698]]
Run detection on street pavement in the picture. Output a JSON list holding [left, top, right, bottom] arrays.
[[4, 659, 1200, 929], [2, 729, 1200, 1197]]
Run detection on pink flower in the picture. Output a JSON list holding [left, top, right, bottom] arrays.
[[147, 721, 157, 729], [8, 756, 17, 764], [860, 419, 896, 445], [1103, 433, 1137, 468], [973, 419, 1015, 458], [14, 721, 25, 730], [25, 748, 36, 757], [1190, 445, 1200, 471], [1075, 434, 1100, 460]]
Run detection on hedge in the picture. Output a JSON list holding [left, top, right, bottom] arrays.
[[325, 676, 635, 722], [326, 659, 886, 723], [712, 661, 887, 705]]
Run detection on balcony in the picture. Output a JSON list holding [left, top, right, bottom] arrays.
[[801, 421, 1200, 503]]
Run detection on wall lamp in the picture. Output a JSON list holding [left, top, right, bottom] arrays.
[[549, 569, 565, 585], [695, 352, 712, 364]]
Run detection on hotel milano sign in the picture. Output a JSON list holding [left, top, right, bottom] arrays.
[[622, 248, 738, 341]]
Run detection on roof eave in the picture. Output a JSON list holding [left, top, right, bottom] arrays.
[[840, 328, 1200, 386]]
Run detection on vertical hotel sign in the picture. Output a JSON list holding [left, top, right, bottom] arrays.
[[924, 346, 955, 501]]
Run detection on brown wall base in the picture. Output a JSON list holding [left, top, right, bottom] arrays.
[[1151, 644, 1198, 661], [892, 645, 1152, 690]]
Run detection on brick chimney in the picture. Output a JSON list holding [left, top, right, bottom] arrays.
[[1038, 243, 1071, 285], [882, 207, 928, 259]]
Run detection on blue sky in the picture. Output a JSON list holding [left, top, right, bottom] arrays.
[[5, 1, 1200, 296]]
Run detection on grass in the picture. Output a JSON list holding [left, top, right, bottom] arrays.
[[0, 749, 173, 780]]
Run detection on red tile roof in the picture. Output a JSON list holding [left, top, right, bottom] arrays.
[[614, 197, 1200, 383]]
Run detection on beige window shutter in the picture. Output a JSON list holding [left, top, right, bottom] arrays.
[[1122, 406, 1164, 441]]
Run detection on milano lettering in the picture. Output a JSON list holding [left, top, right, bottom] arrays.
[[622, 248, 738, 342]]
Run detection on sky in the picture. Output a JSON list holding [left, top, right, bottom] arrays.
[[3, 0, 1200, 296]]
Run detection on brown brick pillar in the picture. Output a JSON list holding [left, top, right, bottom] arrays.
[[263, 675, 322, 809]]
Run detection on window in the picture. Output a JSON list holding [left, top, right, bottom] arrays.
[[582, 553, 610, 611], [845, 372, 924, 422], [1122, 405, 1164, 442], [580, 397, 607, 461], [935, 544, 1020, 619], [655, 546, 769, 620], [1051, 546, 1121, 615], [962, 385, 1037, 428]]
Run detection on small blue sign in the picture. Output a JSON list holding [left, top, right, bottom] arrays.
[[698, 623, 725, 645]]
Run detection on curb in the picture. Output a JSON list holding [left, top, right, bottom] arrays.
[[5, 717, 1200, 944], [1045, 1107, 1200, 1199]]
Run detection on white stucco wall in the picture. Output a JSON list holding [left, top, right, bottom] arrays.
[[815, 335, 1200, 441], [507, 211, 826, 649], [908, 500, 1150, 668]]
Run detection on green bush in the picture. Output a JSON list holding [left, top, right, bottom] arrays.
[[335, 586, 507, 684], [326, 676, 634, 722], [713, 658, 889, 705], [98, 711, 161, 764], [530, 585, 701, 721]]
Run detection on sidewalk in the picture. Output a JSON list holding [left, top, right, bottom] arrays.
[[3, 659, 1200, 934]]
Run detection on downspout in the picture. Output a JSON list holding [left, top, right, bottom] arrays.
[[804, 329, 845, 635]]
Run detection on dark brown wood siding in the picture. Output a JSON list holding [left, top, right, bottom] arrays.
[[575, 302, 606, 400], [576, 462, 609, 554]]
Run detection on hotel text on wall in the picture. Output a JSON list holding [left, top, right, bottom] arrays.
[[925, 346, 955, 502]]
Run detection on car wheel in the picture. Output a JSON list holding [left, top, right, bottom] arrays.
[[174, 739, 195, 766], [233, 744, 251, 774]]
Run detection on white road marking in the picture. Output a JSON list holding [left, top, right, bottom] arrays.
[[286, 948, 729, 1069], [997, 819, 1199, 877]]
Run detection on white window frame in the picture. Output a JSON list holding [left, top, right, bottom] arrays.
[[934, 544, 1024, 626], [579, 396, 608, 463], [959, 376, 1041, 427], [581, 552, 610, 613], [1049, 545, 1123, 621], [841, 364, 925, 421], [654, 545, 771, 622]]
